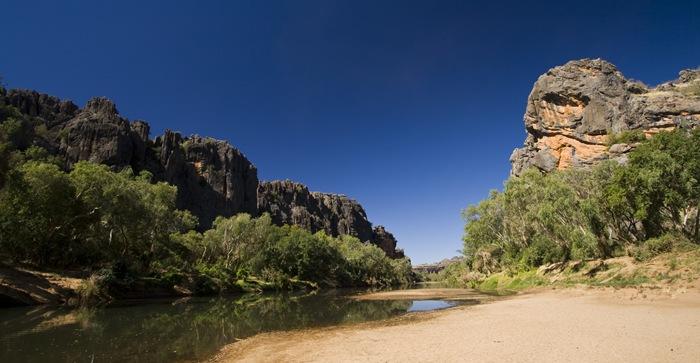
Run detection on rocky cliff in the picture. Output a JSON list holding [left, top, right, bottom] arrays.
[[154, 131, 258, 229], [257, 180, 403, 257], [0, 90, 258, 229], [0, 87, 401, 253], [510, 59, 700, 175]]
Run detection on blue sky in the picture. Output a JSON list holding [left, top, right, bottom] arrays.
[[2, 0, 699, 263]]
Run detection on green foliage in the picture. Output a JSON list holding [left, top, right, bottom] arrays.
[[0, 110, 413, 296], [462, 167, 607, 272], [477, 270, 546, 292], [68, 162, 197, 271], [179, 216, 413, 289], [606, 129, 646, 146], [456, 129, 700, 282], [77, 269, 115, 305], [633, 233, 695, 261], [604, 129, 700, 242], [0, 161, 83, 264], [0, 160, 196, 270]]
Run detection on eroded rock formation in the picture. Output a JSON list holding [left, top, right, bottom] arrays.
[[511, 59, 700, 175], [258, 180, 403, 257], [155, 131, 258, 229], [0, 87, 402, 253], [60, 97, 137, 168], [371, 226, 404, 259], [1, 90, 259, 229]]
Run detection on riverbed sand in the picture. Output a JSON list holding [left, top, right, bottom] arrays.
[[211, 286, 700, 362]]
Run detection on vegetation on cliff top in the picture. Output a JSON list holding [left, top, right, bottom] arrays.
[[443, 129, 700, 290], [0, 101, 414, 303]]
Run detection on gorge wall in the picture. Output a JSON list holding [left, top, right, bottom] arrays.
[[510, 59, 700, 175], [0, 87, 402, 257], [258, 181, 403, 258]]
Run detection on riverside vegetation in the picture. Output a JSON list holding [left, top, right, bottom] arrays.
[[440, 129, 700, 291], [0, 101, 414, 305]]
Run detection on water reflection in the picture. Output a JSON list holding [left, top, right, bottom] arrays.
[[408, 300, 457, 312], [0, 289, 451, 363]]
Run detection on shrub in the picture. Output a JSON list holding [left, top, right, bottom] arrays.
[[77, 269, 114, 305], [635, 233, 694, 261], [606, 130, 646, 146]]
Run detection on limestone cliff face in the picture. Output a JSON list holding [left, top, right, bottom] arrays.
[[371, 226, 404, 259], [258, 180, 403, 257], [60, 97, 137, 168], [1, 90, 258, 229], [510, 59, 700, 175], [155, 131, 258, 229], [3, 89, 79, 129], [0, 88, 402, 254]]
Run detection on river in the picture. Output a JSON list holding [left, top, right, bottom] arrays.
[[0, 287, 490, 362]]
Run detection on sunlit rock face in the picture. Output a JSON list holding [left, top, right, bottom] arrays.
[[511, 59, 700, 175]]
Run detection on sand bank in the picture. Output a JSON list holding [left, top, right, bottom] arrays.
[[211, 286, 700, 362]]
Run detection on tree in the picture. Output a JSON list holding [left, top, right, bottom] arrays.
[[69, 162, 195, 270], [0, 162, 85, 265]]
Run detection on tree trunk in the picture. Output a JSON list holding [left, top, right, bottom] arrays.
[[694, 199, 700, 242]]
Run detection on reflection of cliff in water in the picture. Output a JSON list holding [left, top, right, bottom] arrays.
[[0, 289, 415, 363]]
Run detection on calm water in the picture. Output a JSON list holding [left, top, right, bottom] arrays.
[[0, 288, 481, 363]]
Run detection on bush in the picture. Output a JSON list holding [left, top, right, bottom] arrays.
[[634, 233, 694, 261], [0, 153, 414, 292], [606, 130, 646, 146], [77, 269, 114, 305], [460, 130, 700, 276]]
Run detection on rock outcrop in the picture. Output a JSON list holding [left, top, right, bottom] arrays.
[[1, 90, 259, 229], [258, 180, 403, 257], [510, 59, 700, 175], [60, 97, 137, 168], [155, 131, 258, 229], [371, 226, 404, 259], [0, 87, 402, 253], [2, 89, 79, 129]]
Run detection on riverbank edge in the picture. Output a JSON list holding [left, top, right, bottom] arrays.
[[208, 282, 700, 362], [0, 263, 321, 307]]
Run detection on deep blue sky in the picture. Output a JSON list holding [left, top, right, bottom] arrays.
[[2, 1, 699, 263]]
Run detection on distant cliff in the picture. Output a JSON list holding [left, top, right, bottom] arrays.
[[0, 87, 402, 257], [258, 180, 403, 258], [510, 59, 700, 175]]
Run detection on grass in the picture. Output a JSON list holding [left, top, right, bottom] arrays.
[[679, 81, 700, 97], [592, 274, 651, 288], [606, 130, 646, 146], [476, 270, 547, 293], [76, 273, 110, 306], [444, 248, 700, 293]]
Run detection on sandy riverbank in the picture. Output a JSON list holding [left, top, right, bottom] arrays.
[[211, 286, 700, 362], [352, 287, 504, 301]]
